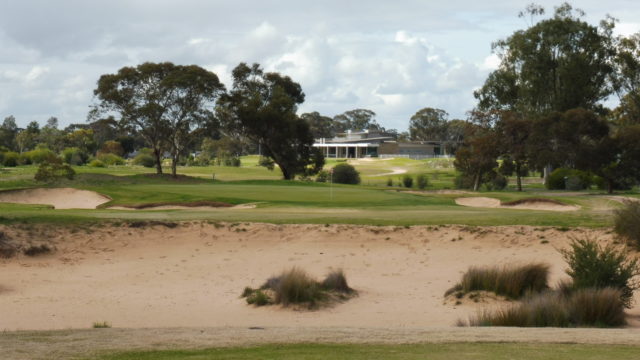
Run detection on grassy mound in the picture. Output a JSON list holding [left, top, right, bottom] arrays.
[[242, 267, 356, 309]]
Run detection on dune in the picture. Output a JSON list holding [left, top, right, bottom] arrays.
[[0, 188, 110, 209]]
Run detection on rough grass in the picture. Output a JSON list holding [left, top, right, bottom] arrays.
[[501, 198, 570, 206], [242, 267, 356, 308], [468, 287, 626, 328], [451, 263, 550, 299]]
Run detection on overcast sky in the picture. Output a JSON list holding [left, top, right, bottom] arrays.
[[1, 1, 639, 131]]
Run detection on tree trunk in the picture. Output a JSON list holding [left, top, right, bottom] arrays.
[[473, 172, 481, 191], [171, 154, 178, 177], [608, 180, 614, 194], [516, 163, 522, 192], [153, 148, 163, 174]]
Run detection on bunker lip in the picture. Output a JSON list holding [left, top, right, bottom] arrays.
[[107, 201, 257, 210], [0, 187, 111, 209], [455, 197, 579, 211]]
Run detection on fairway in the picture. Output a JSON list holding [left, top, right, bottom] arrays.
[[92, 343, 640, 360]]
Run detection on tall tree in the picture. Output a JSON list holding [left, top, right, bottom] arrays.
[[409, 107, 449, 141], [333, 109, 381, 133], [475, 3, 616, 115], [495, 112, 532, 191], [300, 111, 334, 138], [612, 33, 640, 125], [0, 116, 18, 151], [92, 62, 224, 176], [217, 63, 323, 180]]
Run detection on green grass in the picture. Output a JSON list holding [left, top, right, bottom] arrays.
[[91, 343, 640, 360], [0, 158, 635, 227]]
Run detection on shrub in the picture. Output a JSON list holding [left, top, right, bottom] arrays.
[[332, 163, 360, 185], [258, 156, 275, 171], [88, 159, 106, 168], [489, 174, 508, 191], [23, 244, 52, 256], [613, 200, 640, 250], [315, 170, 330, 183], [97, 153, 125, 166], [2, 151, 19, 167], [454, 263, 550, 299], [560, 237, 639, 308], [454, 175, 474, 190], [402, 174, 413, 188], [62, 147, 89, 165], [23, 147, 57, 164], [133, 153, 156, 168], [246, 289, 271, 306], [92, 321, 112, 328], [386, 178, 393, 187], [416, 174, 428, 190], [546, 168, 592, 190], [468, 287, 626, 327], [34, 159, 75, 182]]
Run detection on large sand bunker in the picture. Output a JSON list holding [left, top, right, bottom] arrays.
[[0, 188, 110, 209], [455, 197, 579, 211]]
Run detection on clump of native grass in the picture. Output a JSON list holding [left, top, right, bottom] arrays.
[[613, 200, 640, 250], [92, 321, 112, 328], [242, 267, 356, 309], [466, 287, 626, 327], [445, 263, 550, 300]]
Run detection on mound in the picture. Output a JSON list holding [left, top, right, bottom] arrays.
[[0, 188, 110, 209], [108, 202, 256, 210], [455, 197, 579, 211]]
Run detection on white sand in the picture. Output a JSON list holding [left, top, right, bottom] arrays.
[[0, 223, 636, 331], [456, 197, 580, 211], [0, 188, 110, 209]]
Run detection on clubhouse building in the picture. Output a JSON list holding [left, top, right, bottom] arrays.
[[313, 130, 446, 159]]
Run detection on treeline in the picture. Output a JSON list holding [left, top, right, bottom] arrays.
[[454, 3, 640, 193]]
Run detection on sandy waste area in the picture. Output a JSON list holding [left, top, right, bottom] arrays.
[[455, 197, 580, 211], [0, 222, 638, 331]]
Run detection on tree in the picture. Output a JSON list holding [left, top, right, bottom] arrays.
[[217, 63, 323, 180], [333, 109, 381, 133], [409, 107, 449, 141], [301, 112, 334, 138], [454, 120, 501, 191], [611, 32, 640, 125], [0, 116, 18, 151], [92, 62, 225, 176], [495, 112, 532, 191], [475, 3, 616, 115], [15, 121, 40, 153], [38, 117, 64, 152]]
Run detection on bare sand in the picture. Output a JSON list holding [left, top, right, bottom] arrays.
[[0, 223, 637, 333], [456, 197, 580, 211], [0, 188, 111, 209]]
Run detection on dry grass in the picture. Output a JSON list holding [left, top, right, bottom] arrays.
[[451, 263, 550, 299]]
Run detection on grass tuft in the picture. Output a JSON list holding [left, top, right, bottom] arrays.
[[452, 263, 550, 299], [613, 200, 640, 250], [93, 321, 112, 328]]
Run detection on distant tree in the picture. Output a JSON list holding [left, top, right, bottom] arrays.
[[64, 129, 97, 155], [98, 140, 124, 156], [217, 63, 323, 180], [38, 117, 64, 152], [611, 33, 640, 125], [92, 62, 225, 176], [301, 112, 334, 138], [495, 112, 532, 191], [409, 107, 448, 141], [333, 109, 381, 133], [15, 121, 40, 153], [454, 120, 500, 191], [0, 116, 18, 151]]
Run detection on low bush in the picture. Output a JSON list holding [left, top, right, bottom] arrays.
[[613, 200, 640, 250], [92, 321, 112, 329], [546, 168, 592, 190], [23, 244, 53, 257], [34, 159, 75, 182], [416, 174, 428, 190], [2, 151, 18, 167], [88, 159, 106, 168], [560, 237, 639, 308], [315, 170, 330, 183], [242, 267, 356, 308], [22, 147, 57, 165], [258, 156, 275, 171], [402, 175, 413, 188], [97, 153, 125, 166], [386, 178, 393, 187], [332, 163, 360, 185], [468, 287, 626, 327], [62, 147, 89, 165], [452, 263, 550, 299], [133, 153, 156, 168]]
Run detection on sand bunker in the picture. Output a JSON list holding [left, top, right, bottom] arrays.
[[455, 197, 579, 211], [0, 188, 110, 209]]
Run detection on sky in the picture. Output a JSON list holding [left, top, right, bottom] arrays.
[[1, 1, 639, 132]]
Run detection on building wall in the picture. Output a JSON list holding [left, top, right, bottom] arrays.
[[378, 142, 399, 155]]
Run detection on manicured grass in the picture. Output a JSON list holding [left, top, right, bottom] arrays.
[[92, 343, 640, 360]]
